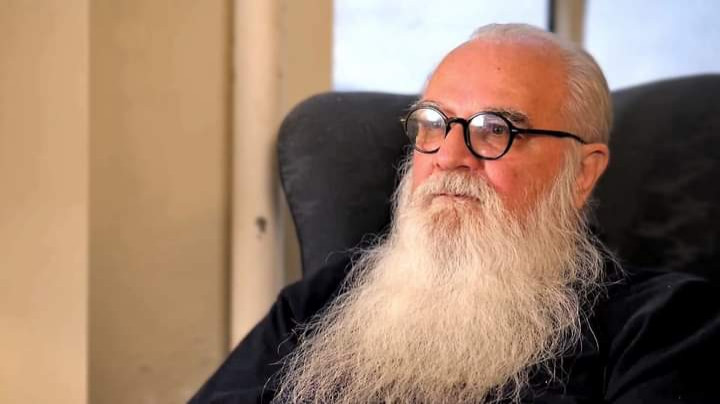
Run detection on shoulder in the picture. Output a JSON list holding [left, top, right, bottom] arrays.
[[189, 257, 351, 403], [604, 267, 718, 340], [276, 255, 352, 325], [608, 266, 715, 297], [601, 267, 719, 402]]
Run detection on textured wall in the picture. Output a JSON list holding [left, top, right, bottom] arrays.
[[231, 0, 332, 345], [89, 1, 231, 402], [0, 1, 331, 402], [0, 2, 89, 403]]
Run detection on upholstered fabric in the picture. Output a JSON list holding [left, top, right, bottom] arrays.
[[277, 75, 720, 279], [594, 75, 720, 278], [278, 92, 414, 275]]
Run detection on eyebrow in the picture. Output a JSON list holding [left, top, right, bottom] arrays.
[[414, 99, 532, 127]]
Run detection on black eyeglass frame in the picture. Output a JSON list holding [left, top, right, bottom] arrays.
[[403, 105, 587, 160]]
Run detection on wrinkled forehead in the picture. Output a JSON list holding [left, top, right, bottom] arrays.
[[422, 39, 569, 123]]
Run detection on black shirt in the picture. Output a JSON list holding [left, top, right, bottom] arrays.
[[190, 258, 719, 403]]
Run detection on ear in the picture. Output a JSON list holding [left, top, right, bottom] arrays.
[[574, 143, 609, 209]]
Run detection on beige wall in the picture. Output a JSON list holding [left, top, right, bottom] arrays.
[[89, 0, 231, 402], [0, 0, 331, 402], [0, 2, 89, 403], [231, 0, 332, 345]]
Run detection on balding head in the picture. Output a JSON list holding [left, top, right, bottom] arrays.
[[470, 23, 612, 144]]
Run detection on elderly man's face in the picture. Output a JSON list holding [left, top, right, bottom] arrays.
[[412, 39, 604, 214]]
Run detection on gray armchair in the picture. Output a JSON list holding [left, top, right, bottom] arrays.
[[278, 75, 720, 279]]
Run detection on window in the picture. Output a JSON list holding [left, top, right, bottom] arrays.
[[333, 0, 548, 93], [583, 0, 720, 89]]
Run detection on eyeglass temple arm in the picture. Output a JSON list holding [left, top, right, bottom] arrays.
[[514, 128, 587, 144]]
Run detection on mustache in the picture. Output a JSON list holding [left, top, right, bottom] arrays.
[[412, 170, 494, 204]]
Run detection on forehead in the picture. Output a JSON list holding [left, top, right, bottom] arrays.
[[422, 39, 569, 123]]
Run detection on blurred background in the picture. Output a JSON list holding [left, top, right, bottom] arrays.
[[1, 0, 718, 403]]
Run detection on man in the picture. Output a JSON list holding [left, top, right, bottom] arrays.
[[192, 24, 718, 403]]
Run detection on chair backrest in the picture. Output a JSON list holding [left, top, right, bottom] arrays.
[[278, 75, 720, 279]]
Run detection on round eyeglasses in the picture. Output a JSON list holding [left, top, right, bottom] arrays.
[[403, 105, 586, 160]]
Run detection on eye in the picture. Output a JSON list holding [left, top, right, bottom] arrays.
[[489, 124, 507, 135], [428, 119, 445, 130]]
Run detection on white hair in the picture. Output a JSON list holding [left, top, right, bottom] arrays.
[[470, 23, 612, 144]]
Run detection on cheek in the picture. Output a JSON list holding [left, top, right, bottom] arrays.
[[485, 139, 572, 210], [484, 160, 557, 213], [411, 152, 434, 190], [483, 165, 527, 208]]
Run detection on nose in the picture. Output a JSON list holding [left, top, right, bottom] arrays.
[[434, 122, 483, 171]]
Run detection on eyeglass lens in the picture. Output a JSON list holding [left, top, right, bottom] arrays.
[[406, 107, 511, 159]]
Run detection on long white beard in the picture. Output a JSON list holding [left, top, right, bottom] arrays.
[[273, 154, 606, 403]]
